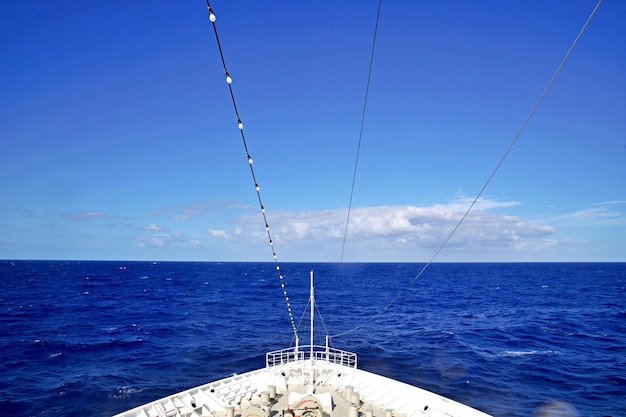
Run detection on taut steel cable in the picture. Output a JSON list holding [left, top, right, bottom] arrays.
[[330, 0, 603, 340]]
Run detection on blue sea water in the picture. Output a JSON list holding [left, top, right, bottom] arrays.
[[1, 261, 624, 417]]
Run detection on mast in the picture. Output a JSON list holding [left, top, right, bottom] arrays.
[[310, 270, 314, 359]]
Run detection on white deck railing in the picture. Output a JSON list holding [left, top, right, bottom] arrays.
[[266, 345, 357, 369]]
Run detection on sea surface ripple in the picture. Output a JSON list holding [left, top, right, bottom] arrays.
[[1, 261, 624, 417]]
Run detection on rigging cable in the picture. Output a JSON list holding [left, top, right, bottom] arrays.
[[330, 0, 603, 340], [330, 0, 383, 332], [340, 0, 382, 264], [205, 1, 299, 345]]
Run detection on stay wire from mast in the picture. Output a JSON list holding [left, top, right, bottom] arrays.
[[329, 0, 603, 340], [293, 297, 333, 349], [331, 0, 383, 330], [340, 0, 382, 264], [205, 1, 299, 345]]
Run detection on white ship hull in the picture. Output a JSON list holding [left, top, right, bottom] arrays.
[[113, 345, 491, 417]]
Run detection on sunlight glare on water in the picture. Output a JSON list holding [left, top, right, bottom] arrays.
[[534, 401, 579, 417]]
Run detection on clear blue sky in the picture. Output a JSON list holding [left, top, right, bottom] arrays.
[[1, 1, 624, 262]]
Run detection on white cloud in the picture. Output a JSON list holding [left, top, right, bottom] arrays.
[[62, 210, 130, 227], [550, 201, 626, 226], [208, 229, 230, 239], [63, 210, 115, 222], [206, 198, 556, 257], [61, 197, 617, 261], [141, 223, 169, 231], [152, 201, 252, 221], [137, 232, 200, 248], [594, 200, 626, 206]]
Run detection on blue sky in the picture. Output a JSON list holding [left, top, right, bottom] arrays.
[[1, 1, 624, 262]]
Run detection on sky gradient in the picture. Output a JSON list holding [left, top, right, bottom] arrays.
[[2, 1, 625, 262]]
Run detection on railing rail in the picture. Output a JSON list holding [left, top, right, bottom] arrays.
[[266, 345, 357, 369]]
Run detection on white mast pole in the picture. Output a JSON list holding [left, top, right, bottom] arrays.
[[310, 270, 314, 359]]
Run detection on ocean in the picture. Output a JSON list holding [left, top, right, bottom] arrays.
[[1, 261, 624, 417]]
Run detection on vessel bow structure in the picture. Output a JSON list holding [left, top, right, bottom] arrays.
[[113, 343, 491, 417]]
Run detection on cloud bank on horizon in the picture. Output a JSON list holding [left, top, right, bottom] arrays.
[[202, 197, 624, 262], [13, 196, 619, 262], [53, 198, 626, 262]]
